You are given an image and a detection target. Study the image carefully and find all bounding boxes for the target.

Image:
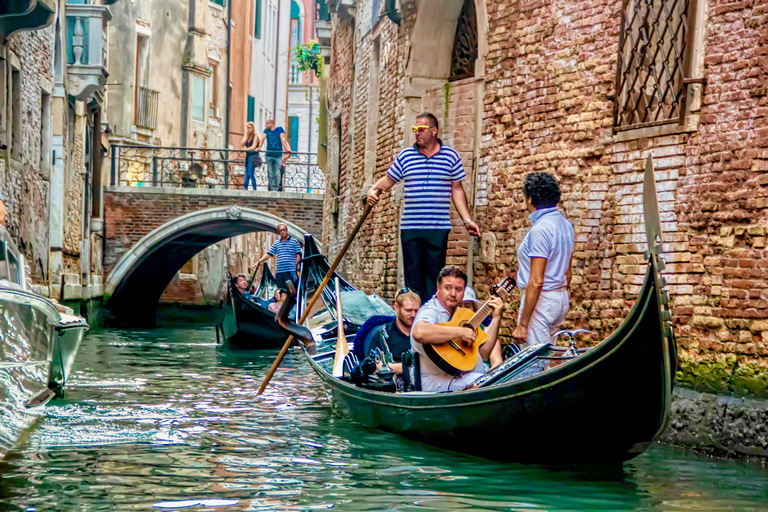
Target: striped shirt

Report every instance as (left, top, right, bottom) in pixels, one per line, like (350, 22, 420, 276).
(268, 237, 302, 273)
(386, 142, 466, 230)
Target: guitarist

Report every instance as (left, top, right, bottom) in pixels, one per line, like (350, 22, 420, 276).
(411, 266, 504, 392)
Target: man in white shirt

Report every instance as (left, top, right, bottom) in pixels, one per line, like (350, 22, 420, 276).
(512, 172, 575, 348)
(411, 266, 503, 392)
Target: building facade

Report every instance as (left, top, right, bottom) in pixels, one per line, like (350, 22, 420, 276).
(286, 0, 320, 155)
(318, 0, 768, 372)
(0, 0, 114, 309)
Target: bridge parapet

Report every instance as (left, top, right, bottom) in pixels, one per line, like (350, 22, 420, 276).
(110, 145, 326, 194)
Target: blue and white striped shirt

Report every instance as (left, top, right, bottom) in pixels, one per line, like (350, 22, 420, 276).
(386, 142, 466, 230)
(268, 237, 302, 273)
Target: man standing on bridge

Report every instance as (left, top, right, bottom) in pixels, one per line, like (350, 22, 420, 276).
(252, 223, 302, 290)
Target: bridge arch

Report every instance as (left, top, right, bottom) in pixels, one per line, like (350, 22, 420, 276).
(105, 205, 313, 324)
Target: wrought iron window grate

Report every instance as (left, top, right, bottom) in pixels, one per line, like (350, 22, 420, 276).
(614, 0, 691, 130)
(449, 0, 478, 82)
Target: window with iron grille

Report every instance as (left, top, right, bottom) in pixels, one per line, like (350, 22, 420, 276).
(449, 0, 478, 82)
(614, 0, 692, 130)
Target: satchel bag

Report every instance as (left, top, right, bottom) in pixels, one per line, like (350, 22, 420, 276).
(250, 152, 263, 167)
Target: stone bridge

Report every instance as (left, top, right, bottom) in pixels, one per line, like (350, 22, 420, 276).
(103, 186, 324, 323)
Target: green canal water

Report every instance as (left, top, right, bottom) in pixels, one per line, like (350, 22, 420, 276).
(1, 327, 767, 511)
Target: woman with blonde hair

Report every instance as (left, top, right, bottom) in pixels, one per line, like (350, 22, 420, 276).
(241, 122, 260, 190)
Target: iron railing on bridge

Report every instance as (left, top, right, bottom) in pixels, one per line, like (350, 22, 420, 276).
(110, 145, 326, 194)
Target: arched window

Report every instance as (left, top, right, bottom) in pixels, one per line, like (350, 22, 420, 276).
(449, 0, 478, 81)
(290, 0, 301, 49)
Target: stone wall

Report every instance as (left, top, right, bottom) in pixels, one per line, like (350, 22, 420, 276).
(0, 30, 53, 283)
(322, 0, 768, 370)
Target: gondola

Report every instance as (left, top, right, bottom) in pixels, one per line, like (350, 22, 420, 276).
(0, 226, 88, 458)
(278, 156, 677, 464)
(218, 263, 287, 348)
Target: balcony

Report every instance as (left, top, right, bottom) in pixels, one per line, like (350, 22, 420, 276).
(66, 3, 112, 101)
(135, 86, 159, 130)
(0, 0, 56, 40)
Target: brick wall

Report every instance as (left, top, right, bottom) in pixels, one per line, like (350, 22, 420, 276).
(323, 0, 768, 366)
(103, 188, 324, 276)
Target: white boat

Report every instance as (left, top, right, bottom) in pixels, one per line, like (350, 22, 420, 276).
(0, 226, 88, 457)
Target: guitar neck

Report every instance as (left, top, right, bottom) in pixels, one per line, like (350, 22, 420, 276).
(468, 302, 493, 329)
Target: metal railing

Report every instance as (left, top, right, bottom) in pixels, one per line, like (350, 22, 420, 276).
(110, 144, 326, 194)
(135, 86, 159, 130)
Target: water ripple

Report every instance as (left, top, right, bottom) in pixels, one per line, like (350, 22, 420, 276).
(0, 327, 767, 511)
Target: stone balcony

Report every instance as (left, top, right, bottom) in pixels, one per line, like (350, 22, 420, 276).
(66, 3, 112, 101)
(0, 0, 56, 40)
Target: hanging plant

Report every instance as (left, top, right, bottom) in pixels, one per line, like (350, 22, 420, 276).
(294, 41, 323, 78)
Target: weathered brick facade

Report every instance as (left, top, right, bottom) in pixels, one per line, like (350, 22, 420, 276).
(103, 188, 324, 277)
(321, 0, 768, 369)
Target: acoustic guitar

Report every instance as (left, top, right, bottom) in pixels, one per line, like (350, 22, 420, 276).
(423, 277, 516, 377)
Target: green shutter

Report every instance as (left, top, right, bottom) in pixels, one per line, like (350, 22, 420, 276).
(247, 96, 255, 122)
(211, 0, 224, 6)
(290, 116, 300, 151)
(254, 0, 262, 39)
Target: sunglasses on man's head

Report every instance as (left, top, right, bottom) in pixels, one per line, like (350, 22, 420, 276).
(395, 287, 413, 299)
(412, 125, 434, 133)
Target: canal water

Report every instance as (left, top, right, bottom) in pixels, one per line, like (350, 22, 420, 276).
(1, 328, 767, 511)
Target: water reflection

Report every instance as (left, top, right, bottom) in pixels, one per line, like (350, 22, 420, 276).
(0, 327, 766, 511)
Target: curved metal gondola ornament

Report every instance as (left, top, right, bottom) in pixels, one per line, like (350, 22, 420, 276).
(643, 154, 677, 440)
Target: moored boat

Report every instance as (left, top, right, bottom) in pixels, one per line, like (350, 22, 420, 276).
(279, 156, 677, 464)
(218, 263, 287, 348)
(0, 226, 88, 458)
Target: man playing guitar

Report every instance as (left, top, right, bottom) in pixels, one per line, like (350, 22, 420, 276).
(411, 266, 504, 392)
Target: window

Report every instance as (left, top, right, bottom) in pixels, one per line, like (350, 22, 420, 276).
(449, 0, 478, 81)
(10, 66, 21, 160)
(254, 0, 262, 39)
(247, 96, 255, 122)
(209, 61, 218, 118)
(614, 0, 690, 130)
(134, 33, 151, 126)
(41, 91, 51, 174)
(191, 75, 206, 122)
(290, 1, 301, 48)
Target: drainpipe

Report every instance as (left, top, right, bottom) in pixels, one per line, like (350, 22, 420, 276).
(273, 0, 282, 118)
(225, 0, 232, 149)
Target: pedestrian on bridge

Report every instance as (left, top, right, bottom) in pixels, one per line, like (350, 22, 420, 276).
(242, 122, 261, 190)
(252, 223, 302, 290)
(258, 119, 292, 192)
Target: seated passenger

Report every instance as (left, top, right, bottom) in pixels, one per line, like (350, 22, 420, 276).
(362, 288, 421, 375)
(235, 274, 253, 300)
(411, 266, 504, 392)
(268, 289, 288, 313)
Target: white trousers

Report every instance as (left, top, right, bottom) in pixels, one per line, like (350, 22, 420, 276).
(518, 289, 570, 348)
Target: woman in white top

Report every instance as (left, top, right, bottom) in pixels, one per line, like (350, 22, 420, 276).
(512, 172, 575, 348)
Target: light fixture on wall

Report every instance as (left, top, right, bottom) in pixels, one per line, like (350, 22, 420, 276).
(382, 0, 401, 25)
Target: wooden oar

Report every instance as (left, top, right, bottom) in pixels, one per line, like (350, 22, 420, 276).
(257, 203, 374, 395)
(332, 277, 349, 378)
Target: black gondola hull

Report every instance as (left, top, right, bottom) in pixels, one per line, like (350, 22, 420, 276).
(291, 234, 674, 464)
(219, 264, 286, 349)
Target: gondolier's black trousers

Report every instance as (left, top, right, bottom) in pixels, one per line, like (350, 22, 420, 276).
(275, 271, 296, 291)
(401, 229, 450, 303)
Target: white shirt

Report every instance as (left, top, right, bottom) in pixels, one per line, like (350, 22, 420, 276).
(516, 207, 575, 291)
(411, 296, 486, 391)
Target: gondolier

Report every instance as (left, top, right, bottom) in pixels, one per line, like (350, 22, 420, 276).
(252, 223, 302, 290)
(367, 112, 480, 303)
(512, 172, 575, 348)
